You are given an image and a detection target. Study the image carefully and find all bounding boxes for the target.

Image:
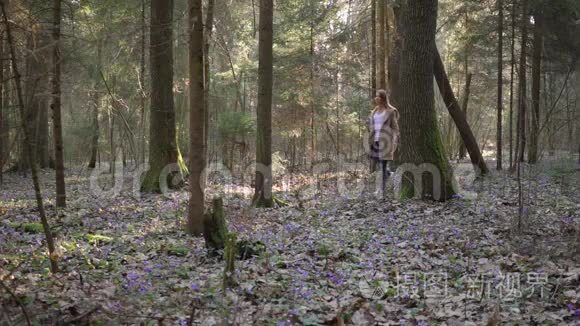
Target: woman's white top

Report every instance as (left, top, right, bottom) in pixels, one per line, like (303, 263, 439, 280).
(373, 110, 387, 142)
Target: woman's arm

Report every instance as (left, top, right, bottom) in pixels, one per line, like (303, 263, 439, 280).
(391, 108, 400, 144)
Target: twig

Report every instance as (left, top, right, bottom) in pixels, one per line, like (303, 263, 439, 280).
(0, 278, 31, 326)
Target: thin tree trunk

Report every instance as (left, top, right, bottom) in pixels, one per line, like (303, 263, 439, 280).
(1, 2, 58, 273)
(51, 0, 66, 207)
(88, 41, 102, 169)
(496, 0, 504, 170)
(310, 4, 316, 169)
(528, 8, 543, 163)
(253, 0, 274, 208)
(458, 73, 472, 159)
(509, 0, 516, 169)
(187, 0, 205, 236)
(434, 51, 489, 175)
(204, 0, 215, 166)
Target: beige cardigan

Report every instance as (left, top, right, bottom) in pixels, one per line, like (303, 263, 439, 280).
(367, 106, 400, 161)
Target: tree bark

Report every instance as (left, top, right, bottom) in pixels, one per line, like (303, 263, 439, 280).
(88, 41, 102, 169)
(457, 73, 472, 160)
(204, 0, 215, 166)
(142, 0, 187, 192)
(371, 0, 376, 96)
(398, 0, 456, 201)
(187, 0, 205, 236)
(509, 0, 517, 169)
(252, 0, 274, 208)
(140, 0, 146, 166)
(496, 0, 504, 170)
(434, 50, 489, 175)
(51, 0, 66, 207)
(0, 29, 3, 184)
(377, 0, 386, 90)
(515, 0, 528, 163)
(528, 8, 543, 163)
(1, 2, 58, 273)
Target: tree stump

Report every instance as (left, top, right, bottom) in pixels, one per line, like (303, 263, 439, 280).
(203, 198, 228, 256)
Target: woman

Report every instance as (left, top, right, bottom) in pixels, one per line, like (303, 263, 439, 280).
(368, 89, 400, 194)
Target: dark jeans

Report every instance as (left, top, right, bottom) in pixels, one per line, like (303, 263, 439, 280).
(371, 141, 392, 193)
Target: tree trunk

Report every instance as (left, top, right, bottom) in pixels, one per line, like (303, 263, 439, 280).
(253, 0, 274, 208)
(528, 9, 543, 163)
(140, 0, 146, 166)
(88, 41, 102, 169)
(377, 0, 386, 90)
(371, 0, 376, 96)
(0, 29, 3, 184)
(398, 0, 456, 201)
(187, 0, 205, 236)
(310, 3, 316, 169)
(434, 50, 489, 175)
(458, 73, 472, 159)
(496, 0, 504, 170)
(515, 0, 528, 163)
(142, 0, 187, 192)
(509, 0, 517, 169)
(51, 0, 66, 207)
(204, 0, 215, 166)
(1, 2, 59, 273)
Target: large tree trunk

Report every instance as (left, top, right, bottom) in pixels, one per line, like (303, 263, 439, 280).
(140, 0, 146, 166)
(398, 0, 456, 201)
(187, 0, 205, 236)
(377, 0, 386, 90)
(496, 0, 504, 170)
(252, 0, 274, 208)
(528, 9, 543, 163)
(142, 0, 187, 192)
(0, 29, 4, 184)
(1, 2, 59, 273)
(51, 0, 66, 207)
(515, 0, 528, 163)
(434, 50, 489, 175)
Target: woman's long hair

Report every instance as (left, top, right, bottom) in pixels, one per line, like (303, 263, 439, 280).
(372, 89, 390, 114)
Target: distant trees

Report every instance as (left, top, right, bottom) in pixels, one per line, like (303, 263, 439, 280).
(1, 0, 59, 273)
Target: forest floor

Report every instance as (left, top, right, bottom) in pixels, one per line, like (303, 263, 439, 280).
(0, 158, 579, 325)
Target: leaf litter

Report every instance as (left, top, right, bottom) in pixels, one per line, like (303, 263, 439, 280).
(0, 160, 578, 325)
